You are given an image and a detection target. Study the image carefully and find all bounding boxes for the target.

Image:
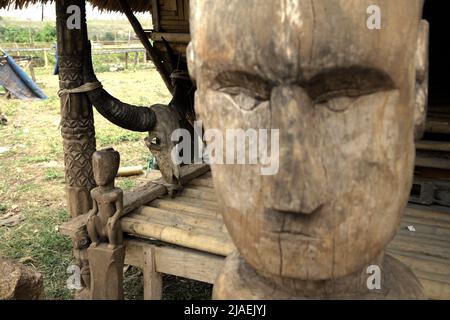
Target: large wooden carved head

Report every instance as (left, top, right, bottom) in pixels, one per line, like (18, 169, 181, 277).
(188, 0, 427, 280)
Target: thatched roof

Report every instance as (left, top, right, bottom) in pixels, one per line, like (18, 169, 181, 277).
(0, 0, 153, 12)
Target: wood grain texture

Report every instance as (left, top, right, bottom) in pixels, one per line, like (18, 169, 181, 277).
(213, 252, 425, 300)
(121, 182, 449, 299)
(189, 0, 427, 298)
(56, 0, 96, 218)
(143, 247, 163, 300)
(88, 244, 125, 300)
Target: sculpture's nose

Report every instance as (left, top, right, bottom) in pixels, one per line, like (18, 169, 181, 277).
(263, 85, 328, 214)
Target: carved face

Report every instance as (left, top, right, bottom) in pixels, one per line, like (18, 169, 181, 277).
(92, 149, 120, 187)
(189, 0, 426, 280)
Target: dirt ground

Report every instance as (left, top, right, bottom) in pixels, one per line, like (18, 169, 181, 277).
(0, 65, 211, 299)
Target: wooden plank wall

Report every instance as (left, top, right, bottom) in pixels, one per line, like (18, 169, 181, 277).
(149, 0, 191, 73)
(156, 0, 190, 33)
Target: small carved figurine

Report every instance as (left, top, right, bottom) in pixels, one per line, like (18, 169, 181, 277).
(87, 148, 124, 249)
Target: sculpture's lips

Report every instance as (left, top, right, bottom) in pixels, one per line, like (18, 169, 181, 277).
(268, 204, 325, 216)
(264, 205, 326, 239)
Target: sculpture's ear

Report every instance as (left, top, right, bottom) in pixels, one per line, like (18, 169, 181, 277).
(414, 19, 430, 140)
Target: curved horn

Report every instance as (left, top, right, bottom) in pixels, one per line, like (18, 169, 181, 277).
(83, 42, 157, 132)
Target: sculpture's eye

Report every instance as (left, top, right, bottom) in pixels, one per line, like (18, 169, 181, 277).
(215, 71, 271, 111)
(305, 66, 396, 107)
(145, 135, 162, 151)
(151, 137, 161, 146)
(321, 96, 355, 112)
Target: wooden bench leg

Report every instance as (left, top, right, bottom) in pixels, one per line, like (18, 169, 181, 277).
(143, 247, 163, 300)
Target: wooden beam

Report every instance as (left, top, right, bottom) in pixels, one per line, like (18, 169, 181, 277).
(124, 240, 226, 285)
(426, 117, 450, 135)
(118, 0, 173, 93)
(416, 154, 450, 170)
(151, 0, 161, 32)
(416, 141, 450, 152)
(150, 32, 191, 43)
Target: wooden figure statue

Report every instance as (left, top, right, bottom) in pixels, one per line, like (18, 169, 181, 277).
(188, 0, 428, 299)
(86, 148, 125, 300)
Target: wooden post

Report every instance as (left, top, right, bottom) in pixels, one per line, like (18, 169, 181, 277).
(56, 0, 96, 296)
(151, 0, 161, 32)
(29, 63, 36, 82)
(44, 49, 49, 68)
(88, 244, 125, 300)
(125, 52, 129, 69)
(56, 0, 96, 219)
(24, 59, 36, 82)
(143, 247, 163, 300)
(134, 52, 138, 69)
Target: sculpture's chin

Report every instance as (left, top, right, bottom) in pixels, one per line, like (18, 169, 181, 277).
(247, 230, 387, 281)
(224, 204, 400, 282)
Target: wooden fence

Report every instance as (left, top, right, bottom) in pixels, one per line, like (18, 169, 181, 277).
(3, 47, 147, 68)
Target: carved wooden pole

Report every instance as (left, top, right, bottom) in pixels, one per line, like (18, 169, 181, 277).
(57, 0, 96, 218)
(56, 0, 96, 295)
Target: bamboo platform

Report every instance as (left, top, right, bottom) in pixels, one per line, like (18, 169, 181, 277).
(122, 171, 450, 300)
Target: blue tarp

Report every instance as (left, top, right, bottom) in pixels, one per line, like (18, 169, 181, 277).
(0, 50, 47, 100)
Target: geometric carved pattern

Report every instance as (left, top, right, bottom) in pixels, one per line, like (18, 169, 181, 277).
(59, 51, 97, 193)
(63, 129, 96, 189)
(57, 1, 96, 211)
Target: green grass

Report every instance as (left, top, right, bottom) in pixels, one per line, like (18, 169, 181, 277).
(97, 130, 142, 147)
(44, 168, 64, 181)
(22, 156, 53, 164)
(0, 207, 73, 299)
(116, 178, 137, 191)
(16, 183, 36, 193)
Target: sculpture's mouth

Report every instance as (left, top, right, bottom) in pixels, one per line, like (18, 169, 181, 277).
(268, 203, 325, 217)
(264, 204, 326, 239)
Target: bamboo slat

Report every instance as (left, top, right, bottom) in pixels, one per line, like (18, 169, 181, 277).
(150, 199, 218, 218)
(121, 217, 235, 257)
(180, 187, 217, 202)
(136, 206, 224, 231)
